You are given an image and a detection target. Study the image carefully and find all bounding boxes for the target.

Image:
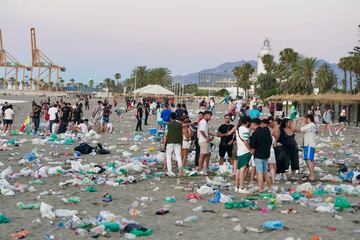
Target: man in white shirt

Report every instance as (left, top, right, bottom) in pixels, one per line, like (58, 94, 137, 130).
(48, 104, 59, 133)
(197, 110, 213, 175)
(301, 114, 317, 181)
(3, 105, 14, 133)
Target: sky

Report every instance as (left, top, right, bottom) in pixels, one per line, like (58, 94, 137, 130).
(1, 0, 359, 84)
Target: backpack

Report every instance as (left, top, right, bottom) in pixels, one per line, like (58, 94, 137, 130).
(74, 143, 94, 154)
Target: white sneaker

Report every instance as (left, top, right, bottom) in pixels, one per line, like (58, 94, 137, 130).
(234, 187, 239, 193)
(166, 171, 176, 177)
(199, 170, 208, 176)
(237, 188, 250, 194)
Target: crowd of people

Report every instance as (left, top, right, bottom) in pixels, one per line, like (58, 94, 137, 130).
(157, 96, 350, 194)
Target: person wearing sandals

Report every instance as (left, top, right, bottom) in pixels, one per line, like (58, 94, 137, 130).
(301, 114, 317, 181)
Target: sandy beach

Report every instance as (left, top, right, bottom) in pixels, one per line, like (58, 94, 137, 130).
(0, 96, 360, 240)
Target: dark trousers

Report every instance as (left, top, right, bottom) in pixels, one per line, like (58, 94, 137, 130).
(49, 120, 55, 133)
(85, 104, 89, 110)
(135, 118, 142, 131)
(33, 117, 40, 133)
(194, 140, 200, 167)
(59, 121, 68, 134)
(144, 115, 149, 125)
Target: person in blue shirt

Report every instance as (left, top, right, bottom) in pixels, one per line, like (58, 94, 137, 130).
(249, 105, 261, 119)
(161, 104, 172, 129)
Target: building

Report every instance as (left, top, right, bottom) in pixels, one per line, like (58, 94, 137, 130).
(256, 38, 271, 76)
(198, 72, 236, 91)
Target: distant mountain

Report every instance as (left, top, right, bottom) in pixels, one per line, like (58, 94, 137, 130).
(173, 59, 344, 86)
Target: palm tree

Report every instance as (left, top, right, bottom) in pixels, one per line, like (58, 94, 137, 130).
(261, 54, 275, 74)
(9, 77, 15, 90)
(78, 82, 84, 92)
(287, 57, 317, 94)
(147, 67, 172, 87)
(278, 48, 299, 92)
(131, 66, 149, 89)
(114, 73, 121, 93)
(232, 63, 255, 100)
(69, 78, 75, 91)
(315, 63, 337, 93)
(338, 57, 348, 91)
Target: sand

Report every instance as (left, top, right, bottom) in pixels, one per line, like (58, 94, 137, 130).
(0, 95, 360, 240)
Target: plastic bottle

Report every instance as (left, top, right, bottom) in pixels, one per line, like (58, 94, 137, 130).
(163, 196, 176, 203)
(183, 215, 198, 223)
(155, 208, 170, 215)
(192, 206, 203, 212)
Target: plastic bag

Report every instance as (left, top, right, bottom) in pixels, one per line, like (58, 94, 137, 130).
(40, 202, 55, 219)
(334, 196, 351, 210)
(263, 220, 284, 230)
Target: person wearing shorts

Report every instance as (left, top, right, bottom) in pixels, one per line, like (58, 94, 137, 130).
(228, 116, 251, 193)
(250, 118, 272, 193)
(301, 114, 317, 181)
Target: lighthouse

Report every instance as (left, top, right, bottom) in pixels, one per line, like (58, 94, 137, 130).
(256, 38, 271, 76)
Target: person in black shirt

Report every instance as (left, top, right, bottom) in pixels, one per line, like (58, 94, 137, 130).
(59, 103, 71, 134)
(181, 104, 188, 117)
(1, 102, 8, 118)
(216, 114, 234, 166)
(175, 103, 185, 121)
(31, 104, 42, 133)
(190, 112, 204, 167)
(144, 102, 150, 125)
(250, 118, 272, 193)
(135, 103, 143, 131)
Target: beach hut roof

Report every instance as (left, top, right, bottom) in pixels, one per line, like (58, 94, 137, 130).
(132, 84, 175, 96)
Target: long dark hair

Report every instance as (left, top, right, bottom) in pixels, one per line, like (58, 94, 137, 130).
(280, 118, 290, 129)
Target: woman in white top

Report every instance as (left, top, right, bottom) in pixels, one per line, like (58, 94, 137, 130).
(181, 118, 192, 167)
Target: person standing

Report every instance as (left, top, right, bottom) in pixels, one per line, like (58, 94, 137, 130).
(216, 115, 234, 166)
(144, 102, 150, 125)
(322, 108, 333, 137)
(92, 101, 103, 131)
(336, 107, 347, 136)
(164, 112, 183, 176)
(31, 104, 42, 134)
(250, 118, 272, 193)
(279, 118, 299, 180)
(74, 103, 83, 125)
(175, 103, 185, 121)
(135, 103, 143, 131)
(1, 102, 9, 119)
(314, 106, 322, 126)
(161, 104, 172, 129)
(181, 118, 192, 168)
(197, 110, 213, 175)
(48, 104, 59, 133)
(276, 100, 283, 118)
(3, 104, 14, 133)
(268, 116, 280, 182)
(190, 112, 204, 168)
(290, 101, 300, 126)
(301, 114, 317, 181)
(249, 105, 261, 119)
(228, 116, 251, 193)
(269, 101, 275, 117)
(58, 103, 71, 134)
(84, 96, 90, 110)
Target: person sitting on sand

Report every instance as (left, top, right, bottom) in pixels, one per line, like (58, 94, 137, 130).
(77, 119, 89, 134)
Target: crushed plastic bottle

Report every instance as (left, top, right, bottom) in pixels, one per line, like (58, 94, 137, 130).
(263, 220, 284, 230)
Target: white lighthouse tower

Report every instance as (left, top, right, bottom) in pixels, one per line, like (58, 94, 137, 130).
(256, 38, 271, 76)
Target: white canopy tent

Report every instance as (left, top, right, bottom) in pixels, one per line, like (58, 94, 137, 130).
(132, 84, 175, 96)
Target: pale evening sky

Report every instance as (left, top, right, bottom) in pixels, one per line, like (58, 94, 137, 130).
(1, 0, 359, 84)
